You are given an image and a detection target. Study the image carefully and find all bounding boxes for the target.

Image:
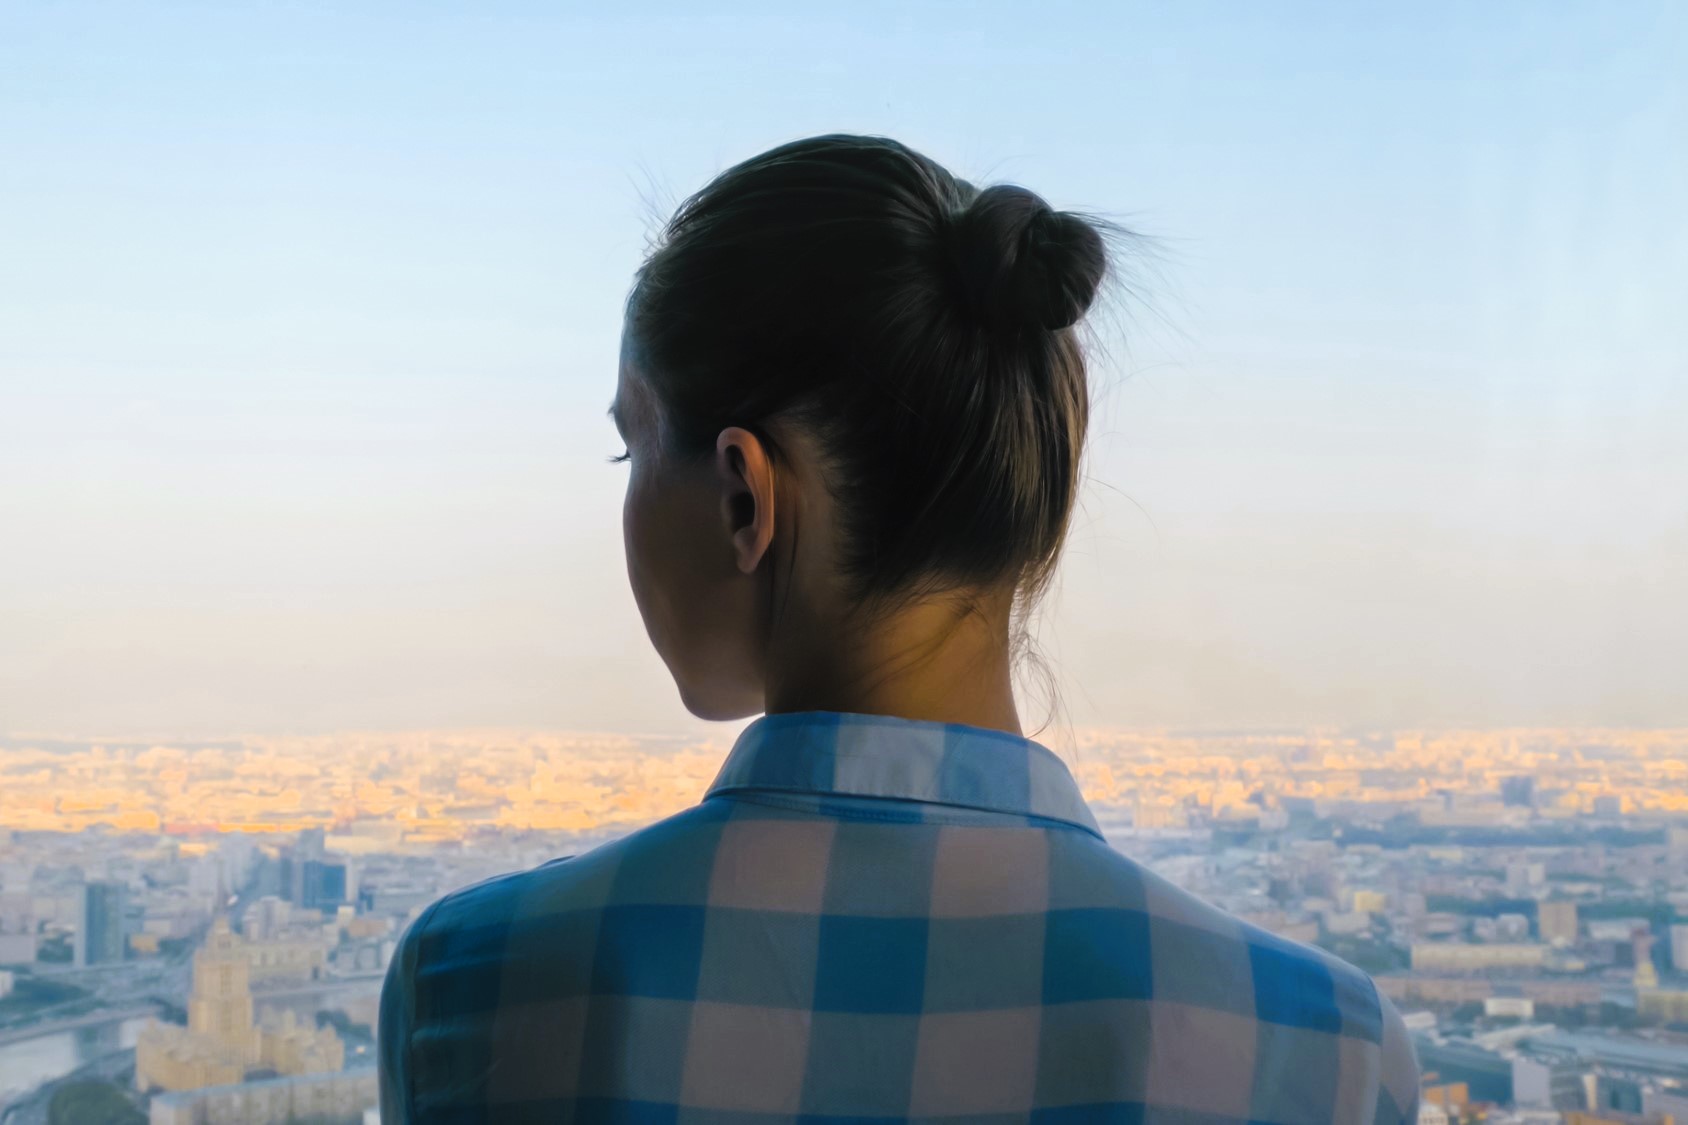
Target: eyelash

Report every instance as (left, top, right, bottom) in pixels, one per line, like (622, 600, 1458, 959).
(607, 449, 631, 464)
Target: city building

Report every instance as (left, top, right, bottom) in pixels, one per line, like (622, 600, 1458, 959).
(1563, 1113, 1667, 1125)
(1513, 1053, 1585, 1110)
(147, 1065, 376, 1125)
(1411, 942, 1549, 972)
(1501, 776, 1537, 808)
(1350, 889, 1389, 914)
(1487, 996, 1537, 1020)
(1477, 914, 1533, 942)
(1507, 863, 1548, 898)
(78, 879, 128, 966)
(1523, 1030, 1688, 1093)
(1634, 931, 1660, 990)
(243, 935, 328, 985)
(0, 931, 33, 965)
(298, 859, 347, 911)
(0, 968, 13, 999)
(1589, 919, 1654, 943)
(1644, 1088, 1688, 1125)
(136, 918, 343, 1094)
(1540, 900, 1580, 946)
(1375, 975, 1495, 1005)
(1637, 988, 1688, 1024)
(1416, 1038, 1514, 1103)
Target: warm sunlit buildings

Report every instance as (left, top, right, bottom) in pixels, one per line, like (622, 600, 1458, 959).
(135, 918, 343, 1094)
(2, 725, 1685, 1121)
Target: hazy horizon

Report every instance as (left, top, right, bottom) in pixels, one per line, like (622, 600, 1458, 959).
(2, 2, 1685, 739)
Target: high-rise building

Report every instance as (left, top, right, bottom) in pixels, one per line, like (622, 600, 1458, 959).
(279, 827, 343, 910)
(1505, 862, 1546, 898)
(1500, 776, 1536, 808)
(1539, 900, 1579, 945)
(1632, 929, 1659, 990)
(137, 917, 342, 1093)
(300, 860, 347, 912)
(189, 921, 256, 1047)
(79, 880, 127, 966)
(1669, 922, 1688, 973)
(297, 827, 326, 858)
(1512, 1054, 1583, 1110)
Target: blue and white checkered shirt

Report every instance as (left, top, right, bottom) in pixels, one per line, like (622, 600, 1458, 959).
(378, 710, 1420, 1123)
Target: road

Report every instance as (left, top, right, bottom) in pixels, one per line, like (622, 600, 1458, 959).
(0, 1005, 162, 1050)
(251, 973, 385, 1002)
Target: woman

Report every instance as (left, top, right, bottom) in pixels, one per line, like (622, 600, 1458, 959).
(378, 133, 1420, 1124)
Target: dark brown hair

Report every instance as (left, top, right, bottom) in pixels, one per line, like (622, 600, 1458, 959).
(625, 133, 1124, 642)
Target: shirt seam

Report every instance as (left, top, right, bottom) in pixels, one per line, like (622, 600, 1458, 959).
(711, 788, 1106, 838)
(401, 893, 449, 1120)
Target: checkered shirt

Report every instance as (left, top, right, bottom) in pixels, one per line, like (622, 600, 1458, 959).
(378, 709, 1420, 1124)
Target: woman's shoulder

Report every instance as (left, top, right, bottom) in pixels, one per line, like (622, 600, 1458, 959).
(395, 799, 735, 955)
(1051, 840, 1420, 1113)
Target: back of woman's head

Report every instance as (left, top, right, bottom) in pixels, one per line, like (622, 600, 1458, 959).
(624, 132, 1113, 620)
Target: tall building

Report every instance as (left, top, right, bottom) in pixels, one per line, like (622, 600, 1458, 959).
(1500, 775, 1536, 808)
(137, 918, 342, 1094)
(1512, 1054, 1584, 1110)
(1669, 922, 1688, 973)
(1632, 929, 1659, 990)
(79, 880, 127, 966)
(299, 860, 347, 912)
(1505, 863, 1547, 898)
(1539, 900, 1580, 945)
(279, 827, 345, 911)
(188, 921, 256, 1046)
(296, 828, 326, 858)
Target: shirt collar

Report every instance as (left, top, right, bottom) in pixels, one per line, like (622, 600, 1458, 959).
(705, 709, 1102, 838)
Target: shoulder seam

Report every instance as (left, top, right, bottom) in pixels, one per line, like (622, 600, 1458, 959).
(400, 893, 449, 1119)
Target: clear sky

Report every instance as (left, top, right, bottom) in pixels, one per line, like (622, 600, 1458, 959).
(1, 1, 1684, 740)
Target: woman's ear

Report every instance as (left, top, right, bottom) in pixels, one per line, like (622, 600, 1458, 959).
(716, 426, 777, 575)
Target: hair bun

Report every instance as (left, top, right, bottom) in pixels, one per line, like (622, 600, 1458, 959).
(946, 183, 1106, 331)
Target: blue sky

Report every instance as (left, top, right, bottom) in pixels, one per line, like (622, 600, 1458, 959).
(1, 1, 1684, 739)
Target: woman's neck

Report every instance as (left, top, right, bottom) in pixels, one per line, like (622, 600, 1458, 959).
(762, 588, 1023, 737)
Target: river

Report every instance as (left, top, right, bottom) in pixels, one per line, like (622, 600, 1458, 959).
(0, 1017, 149, 1108)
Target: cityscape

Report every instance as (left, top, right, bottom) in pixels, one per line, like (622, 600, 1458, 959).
(0, 725, 1685, 1125)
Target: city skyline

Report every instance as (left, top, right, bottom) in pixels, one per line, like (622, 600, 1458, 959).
(3, 724, 1684, 841)
(4, 721, 1686, 1119)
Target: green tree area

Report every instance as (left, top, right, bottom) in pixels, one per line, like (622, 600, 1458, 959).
(1317, 936, 1408, 974)
(315, 1009, 372, 1039)
(47, 1079, 145, 1125)
(0, 975, 90, 1019)
(38, 934, 74, 963)
(157, 935, 196, 959)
